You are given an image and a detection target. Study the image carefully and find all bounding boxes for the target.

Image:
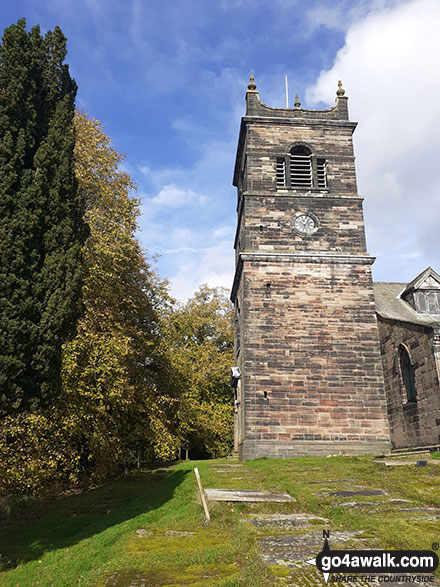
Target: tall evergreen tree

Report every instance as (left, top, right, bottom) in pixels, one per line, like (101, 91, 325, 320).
(0, 20, 85, 414)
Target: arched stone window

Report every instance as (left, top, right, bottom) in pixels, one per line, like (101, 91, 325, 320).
(398, 344, 416, 403)
(276, 144, 327, 189)
(290, 145, 313, 188)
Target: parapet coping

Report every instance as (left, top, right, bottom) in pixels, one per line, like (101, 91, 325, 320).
(239, 252, 374, 262)
(230, 252, 375, 302)
(242, 115, 357, 127)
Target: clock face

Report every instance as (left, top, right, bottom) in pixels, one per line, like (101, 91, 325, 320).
(294, 213, 316, 234)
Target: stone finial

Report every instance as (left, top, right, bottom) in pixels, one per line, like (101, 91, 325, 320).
(294, 93, 301, 108)
(248, 74, 257, 91)
(337, 80, 345, 97)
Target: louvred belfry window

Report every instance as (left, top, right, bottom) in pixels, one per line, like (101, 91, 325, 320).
(290, 146, 312, 188)
(276, 158, 286, 186)
(317, 158, 327, 188)
(276, 146, 328, 190)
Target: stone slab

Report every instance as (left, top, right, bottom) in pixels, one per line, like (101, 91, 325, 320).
(212, 469, 258, 475)
(332, 500, 381, 508)
(376, 459, 440, 466)
(135, 529, 153, 537)
(389, 498, 412, 504)
(211, 476, 254, 480)
(211, 464, 244, 468)
(103, 564, 238, 586)
(386, 450, 432, 458)
(241, 513, 328, 528)
(259, 530, 363, 565)
(325, 488, 388, 497)
(400, 507, 440, 512)
(307, 478, 355, 485)
(204, 488, 295, 503)
(333, 498, 410, 508)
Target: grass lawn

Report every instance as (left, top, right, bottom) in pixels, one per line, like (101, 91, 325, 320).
(1, 455, 440, 586)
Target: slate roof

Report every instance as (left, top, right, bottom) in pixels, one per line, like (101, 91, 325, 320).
(373, 281, 440, 327)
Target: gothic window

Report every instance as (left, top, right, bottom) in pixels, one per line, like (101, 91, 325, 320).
(276, 145, 327, 190)
(398, 344, 416, 403)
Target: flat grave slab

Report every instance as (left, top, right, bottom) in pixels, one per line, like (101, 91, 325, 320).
(307, 478, 355, 485)
(241, 513, 328, 529)
(375, 459, 440, 466)
(332, 500, 381, 508)
(211, 464, 244, 468)
(400, 506, 440, 512)
(211, 469, 258, 474)
(389, 498, 412, 504)
(103, 564, 238, 586)
(332, 498, 410, 508)
(204, 488, 295, 503)
(321, 488, 388, 497)
(259, 530, 364, 565)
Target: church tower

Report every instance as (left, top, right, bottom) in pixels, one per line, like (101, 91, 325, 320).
(231, 76, 391, 460)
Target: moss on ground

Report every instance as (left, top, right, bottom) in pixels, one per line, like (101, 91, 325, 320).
(98, 563, 239, 586)
(1, 456, 439, 586)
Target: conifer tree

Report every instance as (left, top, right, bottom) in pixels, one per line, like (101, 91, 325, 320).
(0, 20, 84, 414)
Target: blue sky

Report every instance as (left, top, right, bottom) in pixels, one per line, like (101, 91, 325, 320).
(2, 0, 439, 300)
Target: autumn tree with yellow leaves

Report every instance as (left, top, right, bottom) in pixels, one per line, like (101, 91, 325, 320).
(160, 285, 234, 459)
(0, 113, 178, 494)
(0, 111, 234, 497)
(61, 113, 180, 477)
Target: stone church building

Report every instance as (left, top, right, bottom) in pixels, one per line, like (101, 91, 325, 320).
(230, 76, 440, 460)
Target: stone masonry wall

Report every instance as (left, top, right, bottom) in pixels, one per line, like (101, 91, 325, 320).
(237, 257, 390, 459)
(232, 90, 391, 459)
(244, 121, 358, 194)
(243, 195, 367, 255)
(377, 318, 440, 448)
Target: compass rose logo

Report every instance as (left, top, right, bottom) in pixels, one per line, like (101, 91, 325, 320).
(305, 533, 332, 584)
(305, 530, 438, 584)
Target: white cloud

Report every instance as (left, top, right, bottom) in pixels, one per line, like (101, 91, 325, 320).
(307, 0, 440, 282)
(303, 0, 404, 35)
(148, 184, 207, 208)
(135, 104, 239, 299)
(213, 225, 235, 239)
(168, 240, 234, 302)
(160, 246, 208, 254)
